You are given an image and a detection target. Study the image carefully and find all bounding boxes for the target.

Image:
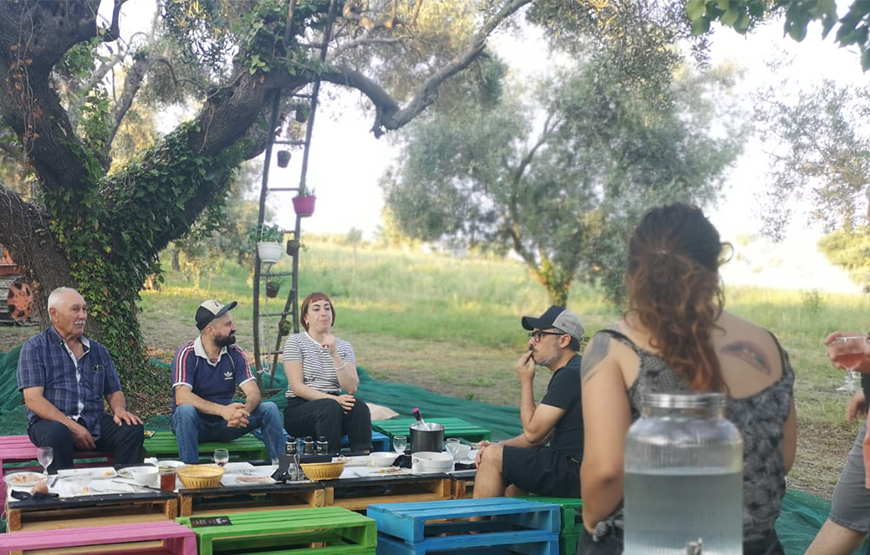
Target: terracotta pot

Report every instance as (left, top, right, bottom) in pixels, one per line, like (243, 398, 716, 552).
(292, 195, 316, 218)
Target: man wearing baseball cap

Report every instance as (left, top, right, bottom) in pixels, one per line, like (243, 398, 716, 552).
(474, 305, 585, 499)
(169, 300, 284, 463)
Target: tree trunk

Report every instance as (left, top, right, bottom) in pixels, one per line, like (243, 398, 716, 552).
(172, 249, 181, 272)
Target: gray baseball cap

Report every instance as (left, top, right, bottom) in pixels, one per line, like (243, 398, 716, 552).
(521, 305, 585, 341)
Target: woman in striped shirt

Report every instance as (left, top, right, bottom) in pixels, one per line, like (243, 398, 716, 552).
(282, 292, 372, 453)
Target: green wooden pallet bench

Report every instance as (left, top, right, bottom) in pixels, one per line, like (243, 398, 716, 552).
(372, 417, 491, 444)
(369, 497, 560, 555)
(176, 506, 377, 555)
(523, 496, 584, 555)
(144, 431, 268, 461)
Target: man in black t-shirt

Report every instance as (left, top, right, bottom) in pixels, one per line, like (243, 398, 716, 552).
(474, 306, 585, 498)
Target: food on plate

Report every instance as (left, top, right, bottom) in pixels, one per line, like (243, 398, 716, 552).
(373, 467, 406, 474)
(101, 469, 115, 476)
(7, 472, 41, 485)
(30, 479, 48, 494)
(236, 475, 273, 483)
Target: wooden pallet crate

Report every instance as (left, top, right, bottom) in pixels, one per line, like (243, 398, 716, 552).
(368, 497, 560, 555)
(176, 506, 376, 555)
(177, 481, 326, 517)
(0, 521, 196, 555)
(5, 490, 178, 532)
(521, 496, 583, 555)
(143, 431, 268, 461)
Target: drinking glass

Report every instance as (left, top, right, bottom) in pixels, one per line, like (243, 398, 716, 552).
(214, 448, 229, 467)
(393, 435, 407, 455)
(37, 446, 53, 477)
(833, 336, 866, 393)
(445, 438, 461, 460)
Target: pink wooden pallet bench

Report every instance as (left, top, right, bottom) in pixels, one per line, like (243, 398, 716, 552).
(0, 521, 197, 555)
(0, 435, 114, 514)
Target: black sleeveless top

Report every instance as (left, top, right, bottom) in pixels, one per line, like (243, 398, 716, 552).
(596, 329, 795, 542)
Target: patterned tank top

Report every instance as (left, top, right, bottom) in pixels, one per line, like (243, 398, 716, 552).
(597, 329, 795, 542)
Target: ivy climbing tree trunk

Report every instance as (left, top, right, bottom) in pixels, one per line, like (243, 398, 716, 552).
(0, 0, 531, 408)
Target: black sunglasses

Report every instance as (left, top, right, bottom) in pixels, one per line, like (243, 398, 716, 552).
(528, 330, 565, 342)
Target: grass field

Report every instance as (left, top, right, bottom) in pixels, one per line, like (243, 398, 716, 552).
(3, 236, 869, 498)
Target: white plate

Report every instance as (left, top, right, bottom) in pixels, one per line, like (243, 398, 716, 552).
(222, 462, 255, 474)
(4, 471, 45, 488)
(58, 467, 117, 480)
(117, 465, 157, 479)
(221, 465, 276, 486)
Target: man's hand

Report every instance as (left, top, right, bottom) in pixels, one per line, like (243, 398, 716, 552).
(113, 409, 143, 427)
(475, 440, 493, 467)
(222, 403, 250, 428)
(335, 394, 356, 413)
(847, 389, 867, 422)
(322, 333, 338, 355)
(69, 421, 96, 450)
(515, 351, 536, 382)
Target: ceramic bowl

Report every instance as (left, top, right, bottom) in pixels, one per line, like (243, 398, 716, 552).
(128, 465, 159, 487)
(411, 451, 453, 473)
(369, 452, 397, 468)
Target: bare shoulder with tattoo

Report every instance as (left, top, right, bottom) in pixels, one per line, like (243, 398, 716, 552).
(581, 333, 612, 384)
(720, 340, 772, 375)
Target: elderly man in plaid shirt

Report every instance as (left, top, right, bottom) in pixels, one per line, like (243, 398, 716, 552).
(16, 287, 144, 472)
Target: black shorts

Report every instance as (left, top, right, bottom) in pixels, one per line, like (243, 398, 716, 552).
(501, 446, 582, 498)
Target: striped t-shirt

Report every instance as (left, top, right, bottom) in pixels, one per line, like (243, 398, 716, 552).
(282, 332, 356, 398)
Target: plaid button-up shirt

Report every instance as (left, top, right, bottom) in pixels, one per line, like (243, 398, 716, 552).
(17, 326, 122, 439)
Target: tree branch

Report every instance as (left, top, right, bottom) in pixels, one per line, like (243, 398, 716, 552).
(322, 0, 532, 137)
(101, 0, 130, 42)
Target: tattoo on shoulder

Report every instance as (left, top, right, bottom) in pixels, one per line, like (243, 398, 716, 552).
(580, 334, 611, 384)
(720, 341, 772, 375)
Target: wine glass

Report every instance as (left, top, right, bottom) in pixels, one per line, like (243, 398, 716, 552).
(833, 336, 866, 393)
(445, 438, 461, 460)
(37, 446, 53, 477)
(393, 435, 407, 455)
(213, 448, 229, 467)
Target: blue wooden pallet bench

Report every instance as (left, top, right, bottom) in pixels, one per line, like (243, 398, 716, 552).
(341, 431, 390, 452)
(368, 497, 560, 555)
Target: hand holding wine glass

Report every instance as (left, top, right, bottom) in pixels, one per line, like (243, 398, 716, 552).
(825, 332, 868, 393)
(37, 446, 53, 477)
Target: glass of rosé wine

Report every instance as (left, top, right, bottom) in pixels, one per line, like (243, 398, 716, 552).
(833, 336, 866, 393)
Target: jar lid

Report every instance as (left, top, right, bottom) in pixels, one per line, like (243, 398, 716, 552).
(642, 392, 726, 409)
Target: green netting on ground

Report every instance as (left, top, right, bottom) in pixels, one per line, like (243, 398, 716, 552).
(0, 348, 866, 553)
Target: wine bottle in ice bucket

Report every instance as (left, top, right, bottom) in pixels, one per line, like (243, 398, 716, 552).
(624, 393, 743, 555)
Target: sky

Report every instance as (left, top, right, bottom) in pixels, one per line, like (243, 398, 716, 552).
(114, 2, 869, 293)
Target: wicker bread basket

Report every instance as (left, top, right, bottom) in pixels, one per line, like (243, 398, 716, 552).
(176, 464, 224, 488)
(300, 460, 346, 481)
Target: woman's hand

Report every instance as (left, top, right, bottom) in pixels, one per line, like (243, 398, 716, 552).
(335, 394, 356, 413)
(321, 333, 338, 355)
(847, 389, 867, 422)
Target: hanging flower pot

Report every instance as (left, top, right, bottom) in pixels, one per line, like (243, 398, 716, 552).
(276, 150, 291, 168)
(257, 242, 283, 264)
(286, 239, 300, 256)
(292, 195, 316, 218)
(266, 280, 282, 298)
(279, 320, 292, 336)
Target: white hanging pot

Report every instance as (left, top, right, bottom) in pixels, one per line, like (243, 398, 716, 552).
(257, 242, 282, 264)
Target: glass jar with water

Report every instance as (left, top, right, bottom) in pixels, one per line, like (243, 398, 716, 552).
(624, 393, 743, 555)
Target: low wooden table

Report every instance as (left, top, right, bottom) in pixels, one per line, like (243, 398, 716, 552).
(373, 417, 492, 443)
(176, 480, 326, 517)
(5, 489, 178, 532)
(0, 435, 113, 515)
(322, 473, 453, 511)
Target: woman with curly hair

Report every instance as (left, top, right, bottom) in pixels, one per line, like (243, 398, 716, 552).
(577, 203, 797, 555)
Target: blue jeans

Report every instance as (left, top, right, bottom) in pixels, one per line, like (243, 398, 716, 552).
(170, 402, 284, 464)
